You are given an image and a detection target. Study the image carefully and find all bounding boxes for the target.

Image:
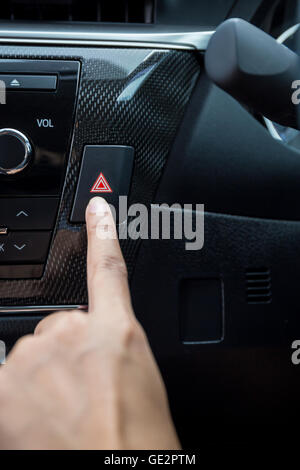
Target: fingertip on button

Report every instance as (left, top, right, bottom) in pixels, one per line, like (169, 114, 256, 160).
(87, 196, 108, 215)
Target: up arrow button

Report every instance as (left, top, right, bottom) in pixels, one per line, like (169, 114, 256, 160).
(0, 198, 59, 230)
(16, 211, 29, 217)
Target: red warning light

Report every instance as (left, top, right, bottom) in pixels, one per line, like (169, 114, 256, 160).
(90, 172, 113, 193)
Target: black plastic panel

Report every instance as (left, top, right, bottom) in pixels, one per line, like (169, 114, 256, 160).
(0, 315, 43, 352)
(179, 278, 224, 343)
(131, 208, 300, 445)
(0, 264, 43, 279)
(156, 0, 235, 26)
(157, 72, 300, 221)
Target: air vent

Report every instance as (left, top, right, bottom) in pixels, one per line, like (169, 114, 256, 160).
(0, 0, 155, 24)
(246, 267, 272, 304)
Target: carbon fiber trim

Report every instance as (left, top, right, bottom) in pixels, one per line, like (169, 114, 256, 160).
(0, 45, 200, 307)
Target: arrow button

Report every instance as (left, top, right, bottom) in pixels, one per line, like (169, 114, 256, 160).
(0, 198, 59, 230)
(13, 244, 26, 251)
(16, 211, 29, 217)
(10, 79, 20, 87)
(0, 232, 51, 263)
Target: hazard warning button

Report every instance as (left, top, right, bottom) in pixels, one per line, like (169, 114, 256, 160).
(90, 172, 113, 194)
(70, 145, 134, 223)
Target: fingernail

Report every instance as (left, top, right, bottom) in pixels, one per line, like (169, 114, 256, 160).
(88, 197, 107, 215)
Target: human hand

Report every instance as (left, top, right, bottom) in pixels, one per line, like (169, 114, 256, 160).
(0, 197, 180, 450)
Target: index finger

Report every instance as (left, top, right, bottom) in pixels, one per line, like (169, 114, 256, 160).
(85, 197, 133, 319)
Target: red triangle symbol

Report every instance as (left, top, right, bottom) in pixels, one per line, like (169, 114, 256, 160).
(90, 172, 113, 193)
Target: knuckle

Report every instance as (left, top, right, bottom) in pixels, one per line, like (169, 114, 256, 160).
(12, 334, 35, 355)
(119, 318, 145, 350)
(132, 321, 148, 348)
(9, 334, 38, 364)
(67, 311, 87, 329)
(53, 313, 87, 341)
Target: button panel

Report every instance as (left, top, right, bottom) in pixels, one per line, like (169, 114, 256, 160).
(0, 60, 79, 279)
(0, 74, 57, 91)
(0, 198, 59, 230)
(0, 232, 52, 263)
(0, 60, 80, 197)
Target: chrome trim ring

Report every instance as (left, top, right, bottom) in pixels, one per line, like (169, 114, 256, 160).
(0, 128, 32, 175)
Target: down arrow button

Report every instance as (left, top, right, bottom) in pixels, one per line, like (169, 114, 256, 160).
(14, 244, 26, 251)
(0, 232, 52, 263)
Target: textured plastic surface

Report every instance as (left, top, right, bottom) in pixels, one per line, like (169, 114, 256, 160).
(131, 208, 300, 445)
(0, 46, 199, 307)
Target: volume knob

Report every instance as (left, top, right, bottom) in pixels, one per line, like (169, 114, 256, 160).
(0, 128, 32, 175)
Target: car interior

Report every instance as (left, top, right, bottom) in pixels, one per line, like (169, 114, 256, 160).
(0, 0, 299, 447)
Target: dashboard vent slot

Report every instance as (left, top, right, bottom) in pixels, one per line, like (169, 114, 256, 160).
(246, 267, 272, 304)
(0, 0, 155, 24)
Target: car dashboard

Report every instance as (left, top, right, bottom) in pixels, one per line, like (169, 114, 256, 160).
(0, 0, 300, 447)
